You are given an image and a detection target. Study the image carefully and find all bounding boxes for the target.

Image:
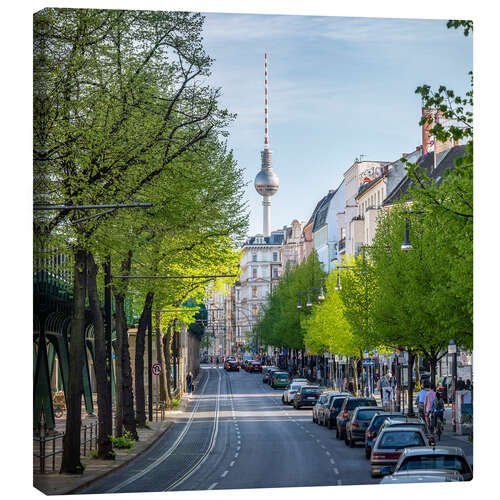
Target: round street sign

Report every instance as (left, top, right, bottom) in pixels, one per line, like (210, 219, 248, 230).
(152, 362, 162, 376)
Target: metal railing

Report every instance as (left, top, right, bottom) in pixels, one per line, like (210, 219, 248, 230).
(33, 421, 98, 474)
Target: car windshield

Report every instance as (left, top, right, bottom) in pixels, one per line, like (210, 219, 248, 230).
(275, 373, 288, 379)
(398, 455, 469, 474)
(356, 409, 379, 421)
(378, 431, 425, 449)
(301, 388, 320, 395)
(372, 414, 402, 431)
(346, 399, 376, 410)
(290, 384, 301, 391)
(332, 398, 346, 409)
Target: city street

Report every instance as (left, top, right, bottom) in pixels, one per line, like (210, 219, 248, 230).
(80, 365, 471, 493)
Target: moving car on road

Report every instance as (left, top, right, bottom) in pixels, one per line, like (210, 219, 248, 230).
(282, 382, 307, 404)
(248, 361, 262, 373)
(393, 446, 472, 481)
(344, 406, 380, 447)
(224, 360, 240, 372)
(370, 426, 429, 478)
(270, 371, 289, 389)
(293, 385, 321, 409)
(336, 397, 377, 440)
(364, 412, 404, 459)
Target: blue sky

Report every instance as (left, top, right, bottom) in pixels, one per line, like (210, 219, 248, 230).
(200, 13, 473, 236)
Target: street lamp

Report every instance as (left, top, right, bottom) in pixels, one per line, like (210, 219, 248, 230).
(400, 210, 424, 252)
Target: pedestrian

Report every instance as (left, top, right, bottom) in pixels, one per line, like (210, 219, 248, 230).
(186, 371, 193, 393)
(465, 378, 472, 391)
(424, 384, 437, 428)
(462, 383, 472, 404)
(456, 377, 465, 391)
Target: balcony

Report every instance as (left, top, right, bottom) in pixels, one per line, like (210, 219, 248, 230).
(338, 238, 345, 252)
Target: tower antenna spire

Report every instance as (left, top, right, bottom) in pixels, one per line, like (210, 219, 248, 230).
(255, 53, 279, 238)
(264, 52, 269, 149)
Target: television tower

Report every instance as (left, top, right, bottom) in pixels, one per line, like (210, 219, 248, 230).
(254, 53, 279, 237)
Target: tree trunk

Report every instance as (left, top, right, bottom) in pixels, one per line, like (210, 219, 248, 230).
(415, 353, 421, 388)
(114, 294, 124, 437)
(60, 247, 86, 474)
(353, 358, 359, 396)
(163, 323, 173, 408)
(408, 351, 415, 416)
(135, 291, 153, 428)
(429, 351, 437, 388)
(156, 311, 167, 402)
(112, 251, 137, 440)
(87, 252, 114, 460)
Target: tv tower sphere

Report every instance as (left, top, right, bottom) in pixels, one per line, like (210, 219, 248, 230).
(255, 150, 279, 196)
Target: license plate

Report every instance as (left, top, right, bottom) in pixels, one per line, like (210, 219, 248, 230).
(307, 397, 314, 400)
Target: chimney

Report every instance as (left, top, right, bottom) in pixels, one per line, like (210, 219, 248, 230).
(421, 107, 434, 155)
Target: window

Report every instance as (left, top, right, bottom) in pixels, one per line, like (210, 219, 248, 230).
(273, 268, 278, 278)
(273, 252, 278, 262)
(252, 286, 258, 298)
(252, 267, 257, 279)
(252, 253, 257, 262)
(252, 304, 258, 317)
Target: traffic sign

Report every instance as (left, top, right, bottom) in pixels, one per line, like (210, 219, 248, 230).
(448, 344, 457, 354)
(362, 359, 374, 366)
(152, 362, 162, 376)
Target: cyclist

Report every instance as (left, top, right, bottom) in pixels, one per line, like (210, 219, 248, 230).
(415, 385, 427, 422)
(430, 391, 445, 436)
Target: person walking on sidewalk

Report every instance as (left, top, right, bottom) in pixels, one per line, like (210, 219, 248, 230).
(186, 372, 193, 393)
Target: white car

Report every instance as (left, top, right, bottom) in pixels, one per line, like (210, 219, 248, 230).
(282, 382, 307, 404)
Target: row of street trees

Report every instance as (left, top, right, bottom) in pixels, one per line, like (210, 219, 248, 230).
(254, 20, 472, 414)
(34, 9, 247, 473)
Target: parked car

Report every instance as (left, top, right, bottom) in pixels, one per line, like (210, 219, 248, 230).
(370, 426, 429, 478)
(293, 385, 321, 409)
(313, 393, 330, 423)
(262, 367, 280, 383)
(364, 412, 404, 459)
(291, 377, 308, 384)
(377, 416, 434, 445)
(248, 361, 262, 373)
(393, 446, 472, 481)
(282, 382, 307, 404)
(380, 469, 464, 484)
(336, 397, 377, 440)
(345, 406, 380, 447)
(224, 360, 240, 372)
(270, 371, 289, 389)
(323, 394, 350, 429)
(317, 392, 349, 427)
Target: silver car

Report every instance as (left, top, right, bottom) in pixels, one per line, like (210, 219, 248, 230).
(370, 426, 429, 477)
(393, 446, 473, 481)
(313, 393, 330, 423)
(380, 469, 463, 483)
(282, 382, 307, 405)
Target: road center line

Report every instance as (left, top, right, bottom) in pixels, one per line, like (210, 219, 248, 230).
(334, 468, 339, 475)
(208, 483, 218, 490)
(326, 451, 330, 456)
(221, 470, 228, 478)
(234, 452, 239, 458)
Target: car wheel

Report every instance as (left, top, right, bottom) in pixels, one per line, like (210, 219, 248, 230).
(349, 435, 355, 448)
(336, 426, 340, 439)
(365, 446, 371, 460)
(344, 433, 350, 446)
(328, 419, 333, 429)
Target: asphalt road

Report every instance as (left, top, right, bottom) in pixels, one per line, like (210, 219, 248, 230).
(81, 365, 472, 494)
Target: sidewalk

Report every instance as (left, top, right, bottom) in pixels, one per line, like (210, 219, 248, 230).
(33, 381, 200, 495)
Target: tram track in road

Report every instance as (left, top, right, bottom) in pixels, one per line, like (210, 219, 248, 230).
(165, 368, 224, 491)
